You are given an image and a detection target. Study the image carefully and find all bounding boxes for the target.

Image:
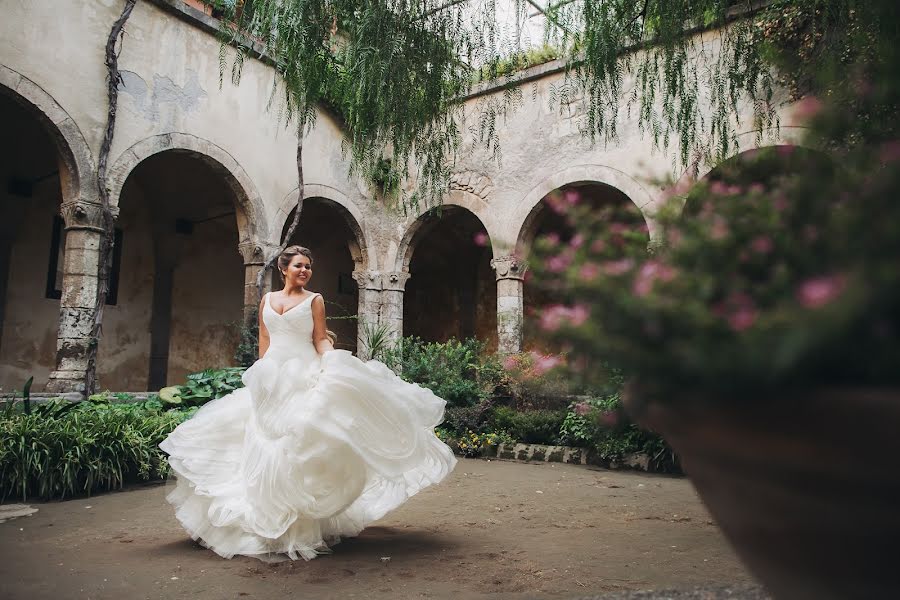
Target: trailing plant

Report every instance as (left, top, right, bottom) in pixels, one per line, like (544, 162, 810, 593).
(159, 367, 246, 407)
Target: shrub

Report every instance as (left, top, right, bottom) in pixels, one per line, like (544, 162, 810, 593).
(382, 337, 503, 407)
(0, 399, 191, 502)
(487, 406, 567, 445)
(559, 394, 679, 473)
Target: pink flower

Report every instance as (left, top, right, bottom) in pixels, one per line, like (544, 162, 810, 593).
(547, 254, 572, 273)
(632, 260, 677, 297)
(579, 262, 600, 281)
(602, 258, 635, 276)
(539, 304, 590, 330)
(748, 183, 765, 194)
(797, 275, 846, 309)
(728, 305, 758, 332)
(503, 355, 519, 371)
(530, 352, 562, 375)
(473, 231, 489, 247)
(711, 181, 742, 196)
(573, 402, 591, 416)
(710, 219, 729, 240)
(751, 236, 774, 254)
(539, 305, 568, 331)
(794, 96, 823, 121)
(568, 304, 590, 326)
(590, 239, 607, 253)
(545, 192, 568, 215)
(564, 189, 580, 206)
(569, 233, 585, 249)
(542, 232, 561, 247)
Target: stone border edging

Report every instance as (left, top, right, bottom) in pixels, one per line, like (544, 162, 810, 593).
(480, 442, 659, 473)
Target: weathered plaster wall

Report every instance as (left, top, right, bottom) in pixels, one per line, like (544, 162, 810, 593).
(0, 95, 64, 392)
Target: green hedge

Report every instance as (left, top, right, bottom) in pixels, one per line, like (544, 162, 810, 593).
(0, 399, 191, 502)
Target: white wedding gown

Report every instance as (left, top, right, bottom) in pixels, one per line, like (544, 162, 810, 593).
(159, 292, 457, 561)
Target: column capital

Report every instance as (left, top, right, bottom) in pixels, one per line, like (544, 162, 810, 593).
(382, 271, 411, 292)
(491, 255, 528, 281)
(352, 270, 383, 291)
(238, 240, 279, 265)
(60, 200, 118, 233)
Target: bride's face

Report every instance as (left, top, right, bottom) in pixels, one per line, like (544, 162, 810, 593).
(283, 255, 312, 287)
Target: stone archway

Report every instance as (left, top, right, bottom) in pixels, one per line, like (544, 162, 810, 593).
(103, 145, 261, 390)
(400, 205, 497, 349)
(0, 66, 95, 392)
(279, 192, 368, 355)
(108, 133, 268, 246)
(514, 177, 648, 352)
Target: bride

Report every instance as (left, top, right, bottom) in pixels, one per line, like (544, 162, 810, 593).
(160, 245, 457, 561)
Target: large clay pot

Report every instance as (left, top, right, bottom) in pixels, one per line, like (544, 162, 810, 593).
(626, 386, 900, 599)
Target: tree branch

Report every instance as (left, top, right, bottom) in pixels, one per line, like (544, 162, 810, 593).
(85, 0, 138, 396)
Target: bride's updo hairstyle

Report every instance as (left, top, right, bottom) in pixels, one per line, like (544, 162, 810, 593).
(277, 245, 313, 282)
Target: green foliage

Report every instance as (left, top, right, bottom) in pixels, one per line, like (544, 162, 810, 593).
(476, 45, 560, 82)
(211, 0, 530, 209)
(162, 368, 246, 407)
(234, 307, 259, 368)
(559, 394, 678, 472)
(0, 400, 190, 502)
(358, 319, 396, 362)
(487, 405, 567, 445)
(382, 337, 503, 407)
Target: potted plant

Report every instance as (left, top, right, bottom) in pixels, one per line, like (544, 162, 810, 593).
(531, 43, 900, 600)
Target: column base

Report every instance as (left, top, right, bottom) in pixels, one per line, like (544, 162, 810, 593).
(45, 370, 87, 395)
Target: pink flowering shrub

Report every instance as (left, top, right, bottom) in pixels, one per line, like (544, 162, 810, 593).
(531, 140, 900, 395)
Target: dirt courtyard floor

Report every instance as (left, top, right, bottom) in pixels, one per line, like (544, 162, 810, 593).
(0, 459, 760, 600)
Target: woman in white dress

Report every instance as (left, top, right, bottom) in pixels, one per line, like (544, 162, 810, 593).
(160, 245, 457, 561)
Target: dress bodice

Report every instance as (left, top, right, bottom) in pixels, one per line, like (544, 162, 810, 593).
(262, 292, 320, 364)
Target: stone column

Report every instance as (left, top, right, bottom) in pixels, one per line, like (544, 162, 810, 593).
(238, 241, 278, 320)
(46, 200, 109, 393)
(352, 270, 383, 360)
(491, 255, 528, 354)
(380, 271, 411, 344)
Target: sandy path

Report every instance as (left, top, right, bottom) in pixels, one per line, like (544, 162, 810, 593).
(0, 459, 756, 599)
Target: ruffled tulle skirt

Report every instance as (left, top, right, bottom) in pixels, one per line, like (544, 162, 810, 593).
(159, 350, 456, 561)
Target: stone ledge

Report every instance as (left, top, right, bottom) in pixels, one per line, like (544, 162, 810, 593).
(492, 442, 657, 473)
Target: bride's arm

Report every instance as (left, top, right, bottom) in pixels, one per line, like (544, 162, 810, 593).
(258, 295, 270, 358)
(311, 295, 334, 355)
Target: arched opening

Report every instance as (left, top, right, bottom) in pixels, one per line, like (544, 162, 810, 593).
(404, 207, 497, 348)
(0, 92, 68, 391)
(102, 151, 245, 390)
(521, 182, 644, 350)
(282, 198, 361, 354)
(688, 145, 833, 215)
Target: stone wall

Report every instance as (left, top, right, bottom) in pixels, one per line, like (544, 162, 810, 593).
(0, 0, 810, 392)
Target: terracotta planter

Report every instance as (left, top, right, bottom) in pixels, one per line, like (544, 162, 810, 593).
(626, 386, 900, 600)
